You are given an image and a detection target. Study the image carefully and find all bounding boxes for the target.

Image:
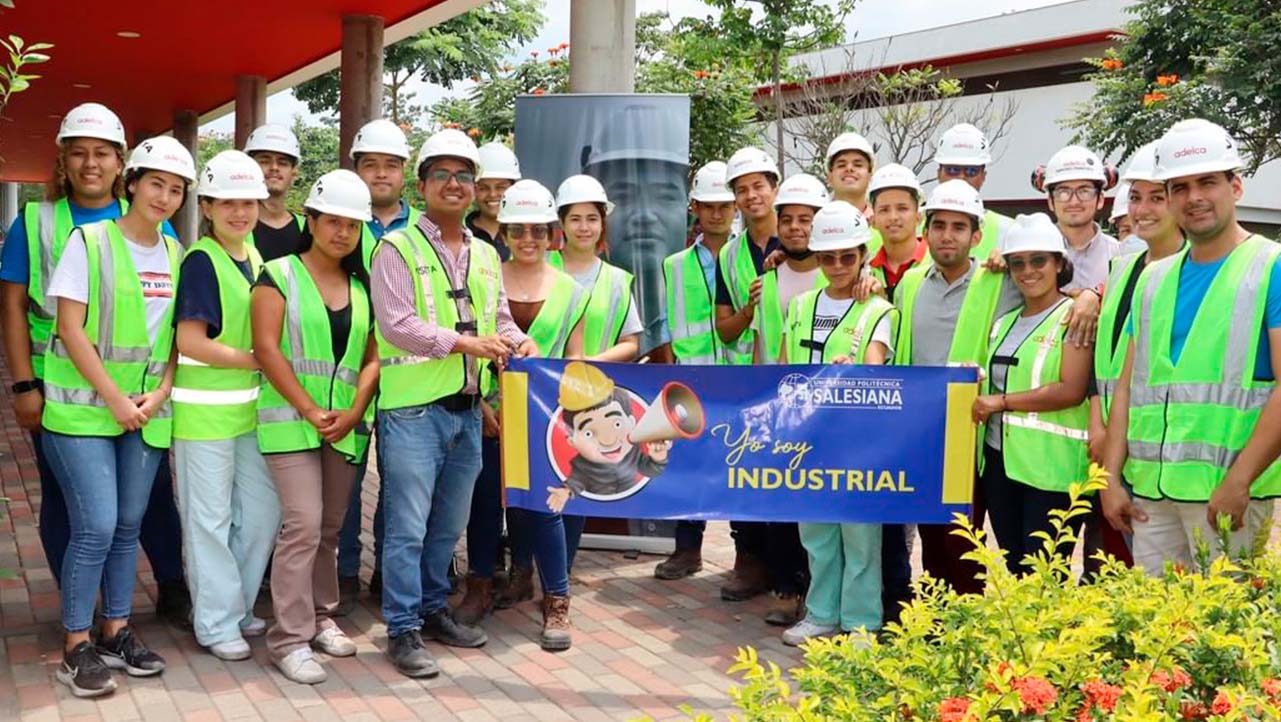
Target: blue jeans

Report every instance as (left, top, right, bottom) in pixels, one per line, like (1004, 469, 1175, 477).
(337, 424, 386, 579)
(465, 436, 503, 578)
(379, 403, 483, 636)
(506, 508, 573, 596)
(43, 431, 164, 632)
(33, 431, 185, 588)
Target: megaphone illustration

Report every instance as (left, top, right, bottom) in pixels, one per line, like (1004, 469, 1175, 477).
(629, 382, 706, 444)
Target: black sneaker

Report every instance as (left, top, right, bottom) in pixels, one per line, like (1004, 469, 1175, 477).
(96, 626, 166, 677)
(155, 580, 193, 630)
(422, 608, 487, 648)
(56, 642, 117, 698)
(387, 630, 439, 678)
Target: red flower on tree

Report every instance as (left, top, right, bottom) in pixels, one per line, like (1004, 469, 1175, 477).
(1081, 680, 1123, 711)
(1180, 700, 1208, 720)
(1151, 668, 1192, 693)
(1211, 691, 1234, 715)
(938, 697, 971, 722)
(1144, 92, 1169, 106)
(1262, 678, 1281, 701)
(1101, 58, 1123, 71)
(1156, 73, 1179, 86)
(1012, 676, 1058, 715)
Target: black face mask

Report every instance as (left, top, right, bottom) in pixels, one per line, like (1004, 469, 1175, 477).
(783, 246, 813, 261)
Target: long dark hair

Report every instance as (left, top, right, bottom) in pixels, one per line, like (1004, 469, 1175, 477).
(297, 209, 369, 290)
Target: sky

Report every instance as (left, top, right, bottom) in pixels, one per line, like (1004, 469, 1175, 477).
(203, 0, 1074, 135)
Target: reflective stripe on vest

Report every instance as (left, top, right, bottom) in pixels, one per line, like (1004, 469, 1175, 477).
(40, 220, 178, 448)
(1125, 235, 1281, 501)
(171, 237, 264, 440)
(758, 267, 827, 364)
(256, 255, 372, 461)
(718, 231, 760, 365)
(980, 299, 1088, 492)
(663, 247, 721, 365)
(894, 263, 1005, 366)
(1093, 251, 1145, 423)
(784, 290, 896, 364)
(579, 261, 633, 357)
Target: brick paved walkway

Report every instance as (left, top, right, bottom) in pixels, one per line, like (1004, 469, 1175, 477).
(0, 366, 800, 722)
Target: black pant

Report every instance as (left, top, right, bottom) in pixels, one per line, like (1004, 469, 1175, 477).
(728, 520, 807, 595)
(674, 519, 706, 551)
(881, 524, 912, 624)
(980, 444, 1080, 575)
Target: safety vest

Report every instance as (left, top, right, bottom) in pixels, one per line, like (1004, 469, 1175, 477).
(360, 206, 422, 273)
(663, 245, 723, 365)
(894, 262, 1006, 366)
(23, 198, 129, 377)
(245, 212, 305, 252)
(375, 226, 501, 410)
(547, 250, 634, 356)
(1125, 235, 1281, 502)
(1094, 251, 1146, 424)
(757, 266, 827, 364)
(979, 299, 1088, 492)
(172, 238, 264, 440)
(784, 290, 897, 364)
(717, 231, 765, 364)
(973, 210, 1008, 261)
(256, 255, 373, 462)
(41, 220, 179, 448)
(481, 269, 587, 398)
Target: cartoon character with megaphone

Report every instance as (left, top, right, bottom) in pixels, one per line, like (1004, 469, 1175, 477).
(547, 361, 705, 512)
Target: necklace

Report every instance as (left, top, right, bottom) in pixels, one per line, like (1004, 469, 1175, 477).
(507, 266, 544, 302)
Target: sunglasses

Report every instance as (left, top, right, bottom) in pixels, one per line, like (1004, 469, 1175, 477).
(425, 168, 476, 185)
(817, 251, 861, 268)
(1006, 254, 1054, 272)
(942, 165, 983, 178)
(506, 225, 550, 240)
(1051, 185, 1100, 202)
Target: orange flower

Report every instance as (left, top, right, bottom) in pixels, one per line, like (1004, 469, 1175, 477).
(692, 70, 710, 80)
(1211, 691, 1234, 715)
(1101, 58, 1123, 71)
(467, 127, 480, 138)
(1262, 678, 1281, 700)
(1081, 680, 1123, 711)
(938, 697, 972, 722)
(532, 87, 546, 96)
(1144, 92, 1169, 106)
(1157, 73, 1179, 86)
(1012, 676, 1058, 715)
(1150, 667, 1192, 693)
(1180, 700, 1208, 720)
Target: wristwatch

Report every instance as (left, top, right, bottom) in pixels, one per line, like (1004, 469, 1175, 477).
(10, 379, 41, 394)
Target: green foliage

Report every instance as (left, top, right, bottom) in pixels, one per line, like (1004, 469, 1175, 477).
(690, 466, 1281, 721)
(0, 33, 52, 123)
(1067, 0, 1281, 173)
(430, 45, 570, 141)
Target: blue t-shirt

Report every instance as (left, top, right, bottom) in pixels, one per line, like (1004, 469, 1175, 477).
(175, 251, 254, 339)
(0, 200, 177, 284)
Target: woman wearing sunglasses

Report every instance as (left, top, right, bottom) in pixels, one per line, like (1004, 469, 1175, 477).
(775, 201, 897, 647)
(972, 213, 1092, 574)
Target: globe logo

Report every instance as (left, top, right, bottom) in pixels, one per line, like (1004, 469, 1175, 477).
(778, 373, 812, 409)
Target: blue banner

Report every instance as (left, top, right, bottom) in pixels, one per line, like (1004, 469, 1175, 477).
(500, 359, 978, 524)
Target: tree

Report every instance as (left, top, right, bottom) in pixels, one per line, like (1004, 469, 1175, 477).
(1067, 0, 1281, 173)
(295, 0, 545, 124)
(697, 0, 856, 168)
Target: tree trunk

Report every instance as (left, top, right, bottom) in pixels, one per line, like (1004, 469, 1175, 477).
(772, 49, 785, 171)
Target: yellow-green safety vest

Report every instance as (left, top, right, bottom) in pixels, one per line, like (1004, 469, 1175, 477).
(978, 298, 1089, 492)
(547, 250, 634, 356)
(662, 244, 723, 365)
(758, 266, 827, 364)
(41, 219, 179, 448)
(172, 237, 265, 441)
(717, 230, 765, 365)
(783, 290, 897, 364)
(894, 262, 1006, 367)
(1125, 235, 1281, 502)
(256, 255, 373, 462)
(1094, 251, 1146, 424)
(375, 226, 501, 410)
(360, 206, 422, 273)
(481, 268, 587, 398)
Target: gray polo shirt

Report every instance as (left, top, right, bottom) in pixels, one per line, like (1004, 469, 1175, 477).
(905, 260, 1024, 367)
(1062, 224, 1120, 294)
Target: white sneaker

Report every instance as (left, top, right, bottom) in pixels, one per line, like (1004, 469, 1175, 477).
(276, 647, 327, 685)
(782, 617, 839, 647)
(208, 638, 252, 661)
(240, 617, 267, 637)
(311, 627, 357, 657)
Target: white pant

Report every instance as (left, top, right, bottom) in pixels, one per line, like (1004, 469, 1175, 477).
(175, 434, 281, 646)
(1131, 497, 1274, 576)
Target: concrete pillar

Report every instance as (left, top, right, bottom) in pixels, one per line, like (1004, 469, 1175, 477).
(339, 15, 385, 170)
(234, 75, 267, 150)
(0, 182, 20, 232)
(568, 0, 636, 93)
(173, 110, 200, 246)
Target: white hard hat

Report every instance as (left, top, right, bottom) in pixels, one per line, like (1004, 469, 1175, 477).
(244, 123, 301, 161)
(1109, 181, 1131, 221)
(689, 161, 735, 203)
(868, 163, 923, 201)
(825, 132, 875, 168)
(477, 142, 521, 181)
(416, 128, 480, 176)
(349, 119, 410, 161)
(57, 103, 127, 148)
(197, 150, 268, 200)
(1121, 142, 1159, 183)
(923, 179, 984, 224)
(1153, 118, 1243, 181)
(773, 173, 829, 210)
(1001, 213, 1067, 256)
(555, 174, 614, 215)
(125, 136, 197, 186)
(809, 201, 873, 252)
(498, 179, 557, 224)
(934, 123, 992, 166)
(1043, 145, 1107, 186)
(304, 169, 372, 222)
(725, 146, 778, 187)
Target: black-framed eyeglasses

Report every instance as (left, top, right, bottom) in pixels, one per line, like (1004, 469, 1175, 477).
(1051, 185, 1100, 202)
(1007, 253, 1054, 272)
(942, 165, 983, 178)
(506, 225, 550, 240)
(425, 168, 476, 185)
(817, 251, 861, 267)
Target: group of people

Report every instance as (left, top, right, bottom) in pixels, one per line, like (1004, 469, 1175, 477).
(2, 98, 1277, 699)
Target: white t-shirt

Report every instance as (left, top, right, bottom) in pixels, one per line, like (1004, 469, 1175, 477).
(47, 227, 175, 345)
(809, 290, 894, 364)
(570, 258, 644, 337)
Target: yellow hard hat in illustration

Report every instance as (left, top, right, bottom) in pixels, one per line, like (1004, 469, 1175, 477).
(558, 361, 615, 411)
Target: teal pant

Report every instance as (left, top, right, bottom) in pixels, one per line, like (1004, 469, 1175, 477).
(798, 522, 883, 631)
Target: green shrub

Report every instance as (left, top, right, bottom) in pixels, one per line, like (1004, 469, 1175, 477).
(686, 466, 1281, 721)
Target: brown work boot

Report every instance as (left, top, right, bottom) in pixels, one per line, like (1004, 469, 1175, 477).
(494, 566, 534, 609)
(764, 592, 803, 626)
(654, 549, 703, 580)
(540, 594, 572, 651)
(720, 553, 768, 601)
(452, 576, 494, 626)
